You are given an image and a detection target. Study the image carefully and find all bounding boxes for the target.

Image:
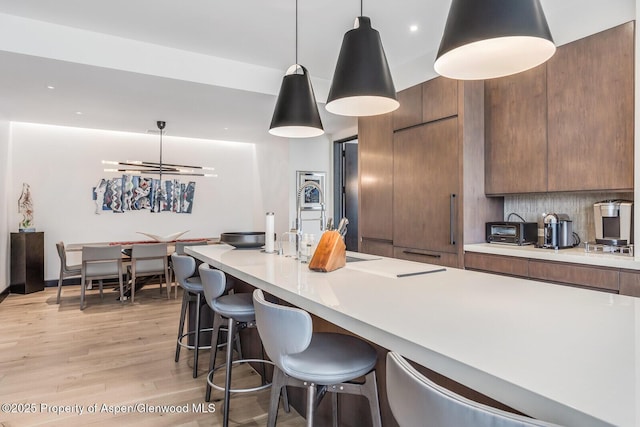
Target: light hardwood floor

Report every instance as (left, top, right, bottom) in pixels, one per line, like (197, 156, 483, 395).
(0, 284, 305, 426)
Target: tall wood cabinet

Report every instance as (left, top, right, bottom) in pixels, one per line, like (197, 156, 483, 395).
(393, 118, 459, 256)
(358, 113, 394, 257)
(10, 232, 45, 294)
(484, 21, 634, 195)
(359, 77, 503, 268)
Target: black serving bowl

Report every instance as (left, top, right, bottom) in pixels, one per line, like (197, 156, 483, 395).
(220, 232, 266, 248)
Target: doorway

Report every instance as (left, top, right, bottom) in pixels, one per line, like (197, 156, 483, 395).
(333, 137, 358, 252)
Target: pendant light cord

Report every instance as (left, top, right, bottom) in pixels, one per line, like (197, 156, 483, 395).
(295, 0, 298, 65)
(360, 0, 363, 16)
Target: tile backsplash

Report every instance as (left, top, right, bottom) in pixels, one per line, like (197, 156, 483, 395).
(503, 193, 634, 244)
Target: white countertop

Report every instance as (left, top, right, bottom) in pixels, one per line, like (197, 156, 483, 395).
(187, 245, 640, 427)
(465, 242, 640, 270)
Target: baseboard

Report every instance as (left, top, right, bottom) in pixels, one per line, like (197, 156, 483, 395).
(0, 287, 9, 304)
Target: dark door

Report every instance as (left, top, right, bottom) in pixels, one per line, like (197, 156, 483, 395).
(333, 139, 359, 252)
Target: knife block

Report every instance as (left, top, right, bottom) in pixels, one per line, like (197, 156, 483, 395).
(308, 231, 346, 272)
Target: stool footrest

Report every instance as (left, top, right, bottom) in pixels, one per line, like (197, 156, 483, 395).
(207, 359, 274, 394)
(177, 327, 214, 351)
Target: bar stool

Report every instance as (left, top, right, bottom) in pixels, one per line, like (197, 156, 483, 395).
(199, 264, 276, 427)
(172, 253, 212, 378)
(386, 352, 561, 427)
(253, 289, 382, 427)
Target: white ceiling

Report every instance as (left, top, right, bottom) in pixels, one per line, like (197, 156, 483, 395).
(0, 0, 634, 143)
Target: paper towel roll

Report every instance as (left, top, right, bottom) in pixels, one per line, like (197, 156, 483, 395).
(265, 212, 275, 253)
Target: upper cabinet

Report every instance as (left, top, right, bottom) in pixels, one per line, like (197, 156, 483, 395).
(547, 22, 634, 192)
(393, 83, 422, 130)
(422, 77, 458, 123)
(484, 21, 634, 195)
(485, 65, 548, 195)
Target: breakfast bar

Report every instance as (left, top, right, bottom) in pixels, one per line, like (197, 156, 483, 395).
(186, 244, 639, 427)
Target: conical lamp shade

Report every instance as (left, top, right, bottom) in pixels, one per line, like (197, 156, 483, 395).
(326, 16, 399, 117)
(269, 64, 324, 138)
(435, 0, 555, 80)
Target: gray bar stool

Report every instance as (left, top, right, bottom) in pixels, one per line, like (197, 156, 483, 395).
(199, 264, 276, 427)
(386, 352, 561, 427)
(253, 289, 382, 427)
(172, 253, 212, 378)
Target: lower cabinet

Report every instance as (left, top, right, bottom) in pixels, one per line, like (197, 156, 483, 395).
(394, 246, 459, 268)
(465, 252, 624, 294)
(360, 238, 394, 258)
(619, 271, 640, 297)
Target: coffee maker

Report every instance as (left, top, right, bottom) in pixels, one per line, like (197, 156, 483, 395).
(593, 200, 633, 246)
(542, 213, 574, 249)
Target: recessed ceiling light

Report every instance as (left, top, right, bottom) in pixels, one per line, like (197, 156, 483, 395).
(46, 85, 55, 90)
(223, 127, 229, 130)
(410, 25, 418, 32)
(75, 111, 83, 115)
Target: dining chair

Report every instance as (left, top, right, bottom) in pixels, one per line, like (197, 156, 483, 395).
(81, 245, 124, 310)
(56, 241, 82, 304)
(129, 243, 170, 303)
(385, 352, 561, 427)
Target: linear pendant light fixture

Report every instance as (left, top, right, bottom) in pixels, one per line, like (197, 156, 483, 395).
(103, 121, 216, 177)
(326, 0, 398, 117)
(434, 0, 555, 80)
(269, 0, 324, 138)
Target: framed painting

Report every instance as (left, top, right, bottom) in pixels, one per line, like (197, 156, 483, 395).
(296, 171, 326, 211)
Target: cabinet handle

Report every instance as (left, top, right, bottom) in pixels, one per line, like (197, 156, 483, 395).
(450, 193, 457, 245)
(403, 250, 441, 258)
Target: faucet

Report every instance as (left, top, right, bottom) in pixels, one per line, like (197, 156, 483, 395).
(295, 181, 326, 246)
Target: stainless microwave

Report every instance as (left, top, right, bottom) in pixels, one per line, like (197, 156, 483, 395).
(486, 222, 538, 245)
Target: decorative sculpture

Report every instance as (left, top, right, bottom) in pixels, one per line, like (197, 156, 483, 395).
(18, 183, 35, 231)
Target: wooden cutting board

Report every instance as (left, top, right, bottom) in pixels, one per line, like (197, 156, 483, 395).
(309, 231, 346, 272)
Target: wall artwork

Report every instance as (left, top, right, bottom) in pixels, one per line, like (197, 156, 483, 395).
(93, 175, 196, 214)
(296, 170, 326, 211)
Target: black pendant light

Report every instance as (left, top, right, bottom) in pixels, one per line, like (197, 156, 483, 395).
(435, 0, 555, 80)
(326, 1, 398, 117)
(269, 0, 324, 138)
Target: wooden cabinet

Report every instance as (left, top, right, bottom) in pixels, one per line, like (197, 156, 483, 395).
(547, 22, 634, 192)
(528, 260, 619, 292)
(484, 22, 634, 195)
(360, 238, 394, 258)
(465, 251, 622, 293)
(484, 65, 548, 195)
(464, 252, 529, 277)
(393, 83, 422, 130)
(422, 77, 458, 123)
(358, 113, 394, 246)
(358, 77, 503, 265)
(393, 118, 459, 255)
(619, 271, 640, 297)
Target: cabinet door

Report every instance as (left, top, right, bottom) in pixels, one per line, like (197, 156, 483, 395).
(393, 118, 459, 253)
(393, 83, 422, 130)
(484, 64, 548, 194)
(547, 22, 634, 192)
(358, 114, 393, 242)
(464, 252, 529, 277)
(422, 77, 457, 123)
(619, 271, 640, 297)
(361, 238, 394, 258)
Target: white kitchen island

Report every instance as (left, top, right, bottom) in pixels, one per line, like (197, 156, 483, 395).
(186, 244, 639, 427)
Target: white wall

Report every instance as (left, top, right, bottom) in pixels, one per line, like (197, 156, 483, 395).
(9, 122, 289, 281)
(0, 120, 10, 293)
